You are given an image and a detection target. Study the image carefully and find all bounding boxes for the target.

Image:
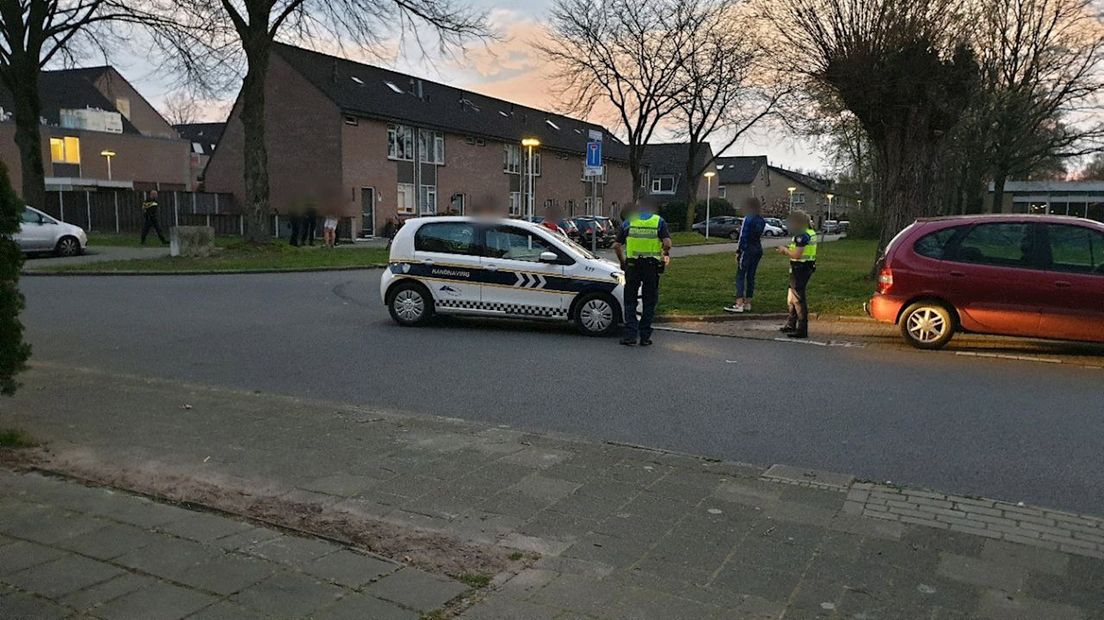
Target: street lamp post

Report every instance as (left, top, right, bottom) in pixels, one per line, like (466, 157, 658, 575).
(100, 150, 116, 180)
(826, 193, 835, 233)
(787, 186, 797, 213)
(522, 138, 541, 220)
(703, 171, 716, 239)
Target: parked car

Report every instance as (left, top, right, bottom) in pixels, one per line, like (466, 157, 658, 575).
(839, 220, 851, 233)
(691, 216, 742, 240)
(558, 218, 581, 243)
(381, 216, 625, 336)
(867, 214, 1104, 349)
(823, 220, 843, 234)
(573, 217, 615, 248)
(15, 206, 87, 257)
(766, 217, 788, 235)
(762, 221, 785, 237)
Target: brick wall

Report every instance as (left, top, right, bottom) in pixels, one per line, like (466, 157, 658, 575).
(341, 118, 398, 233)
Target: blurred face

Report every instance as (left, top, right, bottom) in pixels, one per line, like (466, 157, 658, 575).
(788, 215, 805, 232)
(742, 200, 759, 216)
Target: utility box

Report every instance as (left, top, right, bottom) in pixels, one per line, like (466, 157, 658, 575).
(170, 226, 215, 258)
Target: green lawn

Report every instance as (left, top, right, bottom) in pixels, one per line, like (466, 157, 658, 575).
(49, 242, 390, 273)
(659, 238, 879, 316)
(669, 231, 728, 247)
(89, 233, 239, 248)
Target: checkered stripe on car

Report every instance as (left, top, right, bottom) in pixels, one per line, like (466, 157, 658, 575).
(436, 298, 567, 317)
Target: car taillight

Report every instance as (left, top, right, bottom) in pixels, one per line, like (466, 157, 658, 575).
(877, 267, 893, 294)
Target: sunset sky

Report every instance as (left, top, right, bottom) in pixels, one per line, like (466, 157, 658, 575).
(114, 0, 826, 171)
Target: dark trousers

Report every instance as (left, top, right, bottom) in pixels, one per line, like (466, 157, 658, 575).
(623, 259, 660, 340)
(736, 250, 763, 298)
(301, 216, 316, 245)
(288, 216, 302, 246)
(140, 212, 167, 244)
(786, 261, 816, 333)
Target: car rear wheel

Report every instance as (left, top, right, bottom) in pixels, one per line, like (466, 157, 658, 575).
(55, 236, 82, 257)
(575, 293, 618, 337)
(900, 302, 955, 350)
(388, 281, 433, 327)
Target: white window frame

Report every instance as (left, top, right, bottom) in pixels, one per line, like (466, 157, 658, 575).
(420, 185, 437, 215)
(651, 175, 676, 194)
(397, 183, 416, 214)
(717, 186, 727, 199)
(794, 192, 806, 205)
(419, 130, 445, 165)
(508, 191, 522, 216)
(504, 144, 521, 174)
(388, 124, 414, 161)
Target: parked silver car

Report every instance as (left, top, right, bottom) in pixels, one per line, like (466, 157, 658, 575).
(15, 206, 87, 256)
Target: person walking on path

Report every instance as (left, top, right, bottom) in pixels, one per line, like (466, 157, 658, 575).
(775, 210, 818, 339)
(140, 191, 168, 245)
(614, 198, 672, 347)
(725, 198, 766, 314)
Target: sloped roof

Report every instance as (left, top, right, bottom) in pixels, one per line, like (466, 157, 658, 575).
(716, 156, 767, 185)
(0, 67, 141, 134)
(175, 122, 225, 155)
(640, 142, 715, 175)
(272, 44, 629, 161)
(769, 165, 829, 193)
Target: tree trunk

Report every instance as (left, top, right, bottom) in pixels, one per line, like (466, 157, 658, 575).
(875, 133, 940, 254)
(239, 41, 272, 244)
(9, 68, 46, 209)
(991, 172, 1007, 215)
(629, 146, 644, 202)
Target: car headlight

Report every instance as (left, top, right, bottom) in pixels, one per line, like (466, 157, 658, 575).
(612, 271, 625, 284)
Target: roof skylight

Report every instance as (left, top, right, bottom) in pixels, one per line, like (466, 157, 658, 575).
(351, 76, 364, 85)
(546, 119, 561, 130)
(384, 81, 404, 94)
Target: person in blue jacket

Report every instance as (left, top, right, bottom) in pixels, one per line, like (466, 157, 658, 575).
(725, 198, 766, 313)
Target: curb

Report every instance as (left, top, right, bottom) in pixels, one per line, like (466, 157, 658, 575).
(655, 313, 874, 324)
(21, 264, 389, 277)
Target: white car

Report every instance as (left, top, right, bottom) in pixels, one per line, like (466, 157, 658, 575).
(380, 216, 626, 336)
(15, 206, 87, 257)
(763, 222, 785, 237)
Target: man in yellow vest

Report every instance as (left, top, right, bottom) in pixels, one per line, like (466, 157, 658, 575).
(140, 190, 168, 245)
(614, 198, 672, 346)
(775, 210, 818, 339)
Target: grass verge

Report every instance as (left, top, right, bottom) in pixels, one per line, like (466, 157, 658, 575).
(659, 238, 878, 316)
(0, 428, 36, 449)
(42, 242, 390, 273)
(669, 231, 728, 247)
(88, 233, 240, 248)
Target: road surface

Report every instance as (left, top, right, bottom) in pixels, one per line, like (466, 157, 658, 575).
(18, 271, 1104, 515)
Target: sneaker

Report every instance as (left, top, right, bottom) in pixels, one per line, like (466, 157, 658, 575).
(723, 304, 744, 313)
(620, 337, 637, 346)
(639, 338, 653, 347)
(743, 303, 752, 313)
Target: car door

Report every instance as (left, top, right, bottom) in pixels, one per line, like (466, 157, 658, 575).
(410, 221, 484, 311)
(942, 222, 1049, 336)
(482, 225, 568, 318)
(15, 208, 52, 251)
(1036, 223, 1104, 342)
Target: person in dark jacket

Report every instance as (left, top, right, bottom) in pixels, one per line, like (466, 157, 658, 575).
(140, 190, 168, 245)
(724, 198, 766, 313)
(301, 205, 318, 246)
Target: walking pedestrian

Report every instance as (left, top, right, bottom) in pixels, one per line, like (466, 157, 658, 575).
(775, 210, 818, 339)
(323, 212, 339, 248)
(725, 198, 766, 313)
(140, 190, 168, 245)
(614, 198, 672, 347)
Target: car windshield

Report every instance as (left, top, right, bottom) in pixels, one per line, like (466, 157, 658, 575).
(559, 234, 600, 260)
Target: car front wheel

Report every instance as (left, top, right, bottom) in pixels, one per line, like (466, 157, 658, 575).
(55, 236, 82, 257)
(388, 281, 433, 327)
(575, 293, 618, 336)
(900, 302, 955, 350)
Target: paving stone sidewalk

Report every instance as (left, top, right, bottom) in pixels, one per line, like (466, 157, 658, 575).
(4, 363, 1104, 619)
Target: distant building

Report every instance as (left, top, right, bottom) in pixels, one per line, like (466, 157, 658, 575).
(640, 143, 718, 206)
(174, 122, 226, 190)
(0, 66, 192, 195)
(987, 180, 1104, 221)
(715, 156, 770, 206)
(203, 44, 636, 237)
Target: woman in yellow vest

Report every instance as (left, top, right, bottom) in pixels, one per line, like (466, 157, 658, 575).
(774, 210, 818, 339)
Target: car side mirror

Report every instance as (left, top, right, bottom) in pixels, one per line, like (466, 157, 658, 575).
(539, 251, 559, 263)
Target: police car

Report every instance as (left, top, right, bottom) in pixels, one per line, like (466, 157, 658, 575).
(380, 216, 626, 336)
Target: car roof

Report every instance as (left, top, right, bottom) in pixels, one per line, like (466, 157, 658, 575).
(916, 213, 1104, 226)
(405, 215, 546, 231)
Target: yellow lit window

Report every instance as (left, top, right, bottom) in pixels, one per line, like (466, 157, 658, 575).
(49, 136, 80, 163)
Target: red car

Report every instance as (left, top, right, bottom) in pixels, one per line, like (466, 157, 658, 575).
(868, 214, 1104, 349)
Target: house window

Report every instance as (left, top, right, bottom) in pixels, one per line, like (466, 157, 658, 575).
(420, 185, 437, 215)
(388, 125, 414, 161)
(794, 192, 806, 205)
(651, 175, 675, 194)
(419, 131, 445, 164)
(49, 137, 81, 164)
(504, 144, 521, 174)
(640, 171, 649, 188)
(508, 192, 522, 215)
(717, 186, 727, 199)
(397, 183, 416, 214)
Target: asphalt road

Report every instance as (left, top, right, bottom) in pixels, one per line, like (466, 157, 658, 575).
(18, 271, 1104, 515)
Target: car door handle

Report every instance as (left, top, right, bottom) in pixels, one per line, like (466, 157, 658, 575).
(1055, 281, 1072, 288)
(949, 271, 967, 278)
(484, 264, 498, 272)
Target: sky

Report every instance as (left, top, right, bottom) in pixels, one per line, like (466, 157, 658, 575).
(107, 0, 827, 172)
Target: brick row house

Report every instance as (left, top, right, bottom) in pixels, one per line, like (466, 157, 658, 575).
(0, 67, 193, 195)
(716, 156, 859, 225)
(204, 44, 636, 237)
(640, 143, 718, 206)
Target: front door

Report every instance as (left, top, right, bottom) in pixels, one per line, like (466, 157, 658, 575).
(360, 187, 375, 237)
(1037, 223, 1104, 341)
(482, 225, 567, 318)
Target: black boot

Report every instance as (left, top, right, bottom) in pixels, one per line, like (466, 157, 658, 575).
(779, 325, 797, 333)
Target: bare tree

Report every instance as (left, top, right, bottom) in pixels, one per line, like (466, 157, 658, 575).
(974, 0, 1104, 211)
(763, 0, 979, 250)
(538, 0, 710, 199)
(0, 0, 186, 210)
(161, 91, 200, 126)
(672, 0, 788, 211)
(163, 0, 491, 243)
